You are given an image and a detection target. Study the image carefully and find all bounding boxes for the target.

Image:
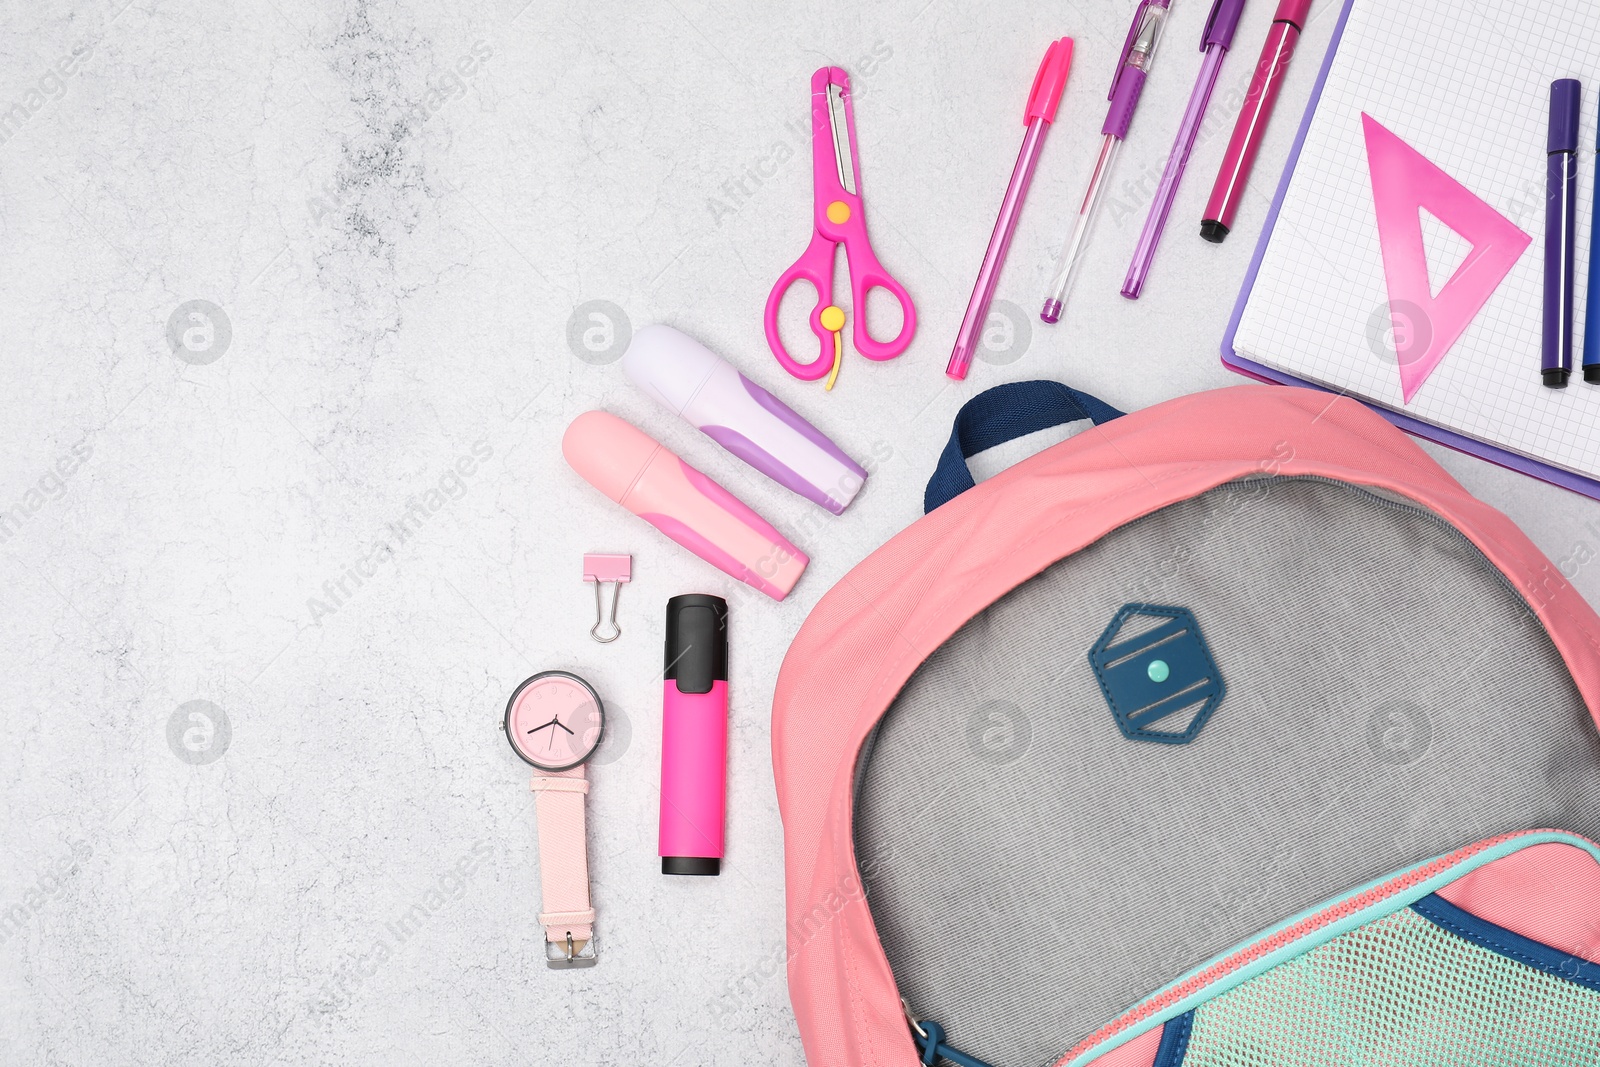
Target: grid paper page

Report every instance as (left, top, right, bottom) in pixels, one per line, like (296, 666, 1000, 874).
(1234, 0, 1600, 478)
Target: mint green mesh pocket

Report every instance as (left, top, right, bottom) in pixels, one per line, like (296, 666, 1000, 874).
(1181, 903, 1600, 1066)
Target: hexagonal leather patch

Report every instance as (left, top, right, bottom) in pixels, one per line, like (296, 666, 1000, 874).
(1088, 604, 1225, 744)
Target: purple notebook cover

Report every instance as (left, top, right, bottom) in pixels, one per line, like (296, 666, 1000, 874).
(1220, 0, 1600, 501)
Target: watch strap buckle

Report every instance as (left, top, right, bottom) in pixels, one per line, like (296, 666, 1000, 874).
(545, 932, 598, 969)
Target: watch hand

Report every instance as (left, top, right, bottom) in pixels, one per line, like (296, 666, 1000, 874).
(522, 718, 565, 756)
(552, 717, 575, 736)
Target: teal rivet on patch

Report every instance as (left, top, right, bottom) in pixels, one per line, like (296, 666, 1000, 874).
(1147, 659, 1170, 683)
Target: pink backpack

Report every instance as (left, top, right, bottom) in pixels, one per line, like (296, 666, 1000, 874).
(773, 382, 1600, 1066)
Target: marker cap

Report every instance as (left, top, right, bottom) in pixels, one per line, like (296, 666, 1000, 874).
(561, 410, 659, 506)
(664, 594, 728, 694)
(622, 324, 867, 514)
(1273, 0, 1314, 28)
(1549, 79, 1581, 154)
(622, 324, 719, 416)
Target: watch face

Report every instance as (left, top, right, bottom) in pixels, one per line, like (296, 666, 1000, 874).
(504, 671, 605, 771)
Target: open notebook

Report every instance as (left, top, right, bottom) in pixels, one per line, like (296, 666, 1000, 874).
(1225, 0, 1600, 497)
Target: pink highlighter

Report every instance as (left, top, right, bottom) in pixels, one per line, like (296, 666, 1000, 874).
(562, 410, 808, 601)
(660, 594, 729, 876)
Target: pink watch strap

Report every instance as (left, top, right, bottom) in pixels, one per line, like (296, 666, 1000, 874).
(531, 765, 595, 966)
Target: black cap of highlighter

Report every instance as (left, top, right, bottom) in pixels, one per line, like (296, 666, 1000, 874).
(663, 594, 728, 693)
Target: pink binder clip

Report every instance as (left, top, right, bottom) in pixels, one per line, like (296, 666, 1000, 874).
(583, 553, 632, 643)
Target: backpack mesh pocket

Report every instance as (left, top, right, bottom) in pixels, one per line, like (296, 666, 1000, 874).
(1181, 901, 1600, 1066)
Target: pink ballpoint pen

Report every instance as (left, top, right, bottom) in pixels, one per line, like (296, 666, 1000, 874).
(947, 38, 1074, 381)
(1122, 0, 1249, 299)
(1041, 0, 1173, 324)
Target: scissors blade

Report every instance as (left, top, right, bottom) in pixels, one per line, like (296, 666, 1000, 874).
(826, 81, 857, 196)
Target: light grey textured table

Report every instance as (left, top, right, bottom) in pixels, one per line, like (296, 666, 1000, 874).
(3, 2, 1594, 1065)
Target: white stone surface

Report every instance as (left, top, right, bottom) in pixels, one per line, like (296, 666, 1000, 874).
(2, 2, 1595, 1064)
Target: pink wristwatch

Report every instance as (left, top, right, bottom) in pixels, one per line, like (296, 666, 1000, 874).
(504, 671, 605, 968)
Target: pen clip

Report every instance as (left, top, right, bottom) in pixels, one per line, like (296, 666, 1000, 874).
(1109, 0, 1155, 102)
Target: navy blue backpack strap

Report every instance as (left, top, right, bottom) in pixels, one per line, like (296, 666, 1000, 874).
(923, 380, 1125, 513)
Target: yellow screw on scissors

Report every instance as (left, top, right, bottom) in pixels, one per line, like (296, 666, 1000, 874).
(820, 305, 845, 390)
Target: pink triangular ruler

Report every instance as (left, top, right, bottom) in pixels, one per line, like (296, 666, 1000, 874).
(1362, 113, 1531, 403)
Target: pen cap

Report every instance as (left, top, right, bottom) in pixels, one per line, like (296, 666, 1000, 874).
(1024, 38, 1074, 125)
(1203, 0, 1249, 50)
(562, 409, 660, 505)
(1550, 79, 1581, 154)
(664, 594, 728, 694)
(1273, 0, 1314, 27)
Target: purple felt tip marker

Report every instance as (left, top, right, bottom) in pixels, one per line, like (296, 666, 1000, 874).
(622, 324, 868, 514)
(1544, 79, 1581, 388)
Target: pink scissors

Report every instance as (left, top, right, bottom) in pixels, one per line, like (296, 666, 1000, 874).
(765, 67, 916, 390)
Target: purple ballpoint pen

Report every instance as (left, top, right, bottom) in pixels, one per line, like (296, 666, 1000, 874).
(1042, 0, 1173, 325)
(1122, 0, 1249, 300)
(947, 38, 1075, 381)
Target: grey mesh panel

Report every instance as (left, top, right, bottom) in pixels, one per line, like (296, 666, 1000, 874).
(853, 477, 1600, 1067)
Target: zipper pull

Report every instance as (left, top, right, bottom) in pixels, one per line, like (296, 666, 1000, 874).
(902, 999, 995, 1067)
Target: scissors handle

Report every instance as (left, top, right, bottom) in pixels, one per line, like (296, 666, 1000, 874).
(764, 230, 918, 380)
(764, 231, 838, 381)
(841, 238, 916, 362)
